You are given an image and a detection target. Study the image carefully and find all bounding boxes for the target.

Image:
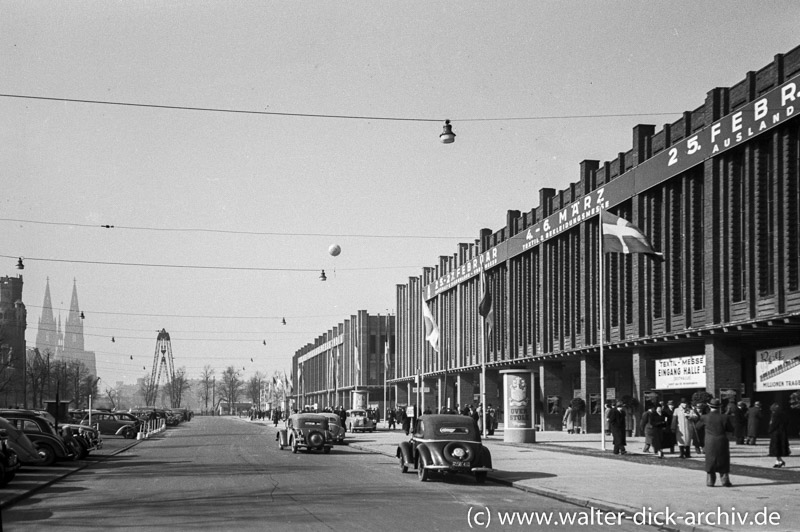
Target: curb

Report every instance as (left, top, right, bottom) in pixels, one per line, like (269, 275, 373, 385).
(346, 441, 702, 532)
(0, 437, 146, 510)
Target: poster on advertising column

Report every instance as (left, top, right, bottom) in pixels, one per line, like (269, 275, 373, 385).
(505, 373, 531, 428)
(756, 345, 800, 391)
(655, 355, 706, 389)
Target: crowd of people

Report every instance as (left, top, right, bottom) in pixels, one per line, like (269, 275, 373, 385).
(603, 396, 792, 487)
(382, 403, 500, 436)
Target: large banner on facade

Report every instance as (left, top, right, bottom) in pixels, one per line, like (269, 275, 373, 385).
(756, 345, 800, 391)
(655, 355, 706, 389)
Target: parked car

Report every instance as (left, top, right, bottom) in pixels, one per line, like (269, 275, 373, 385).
(81, 412, 139, 439)
(345, 409, 375, 433)
(60, 423, 103, 459)
(0, 416, 43, 465)
(321, 412, 346, 444)
(397, 414, 493, 483)
(0, 427, 21, 487)
(276, 413, 333, 454)
(0, 409, 74, 466)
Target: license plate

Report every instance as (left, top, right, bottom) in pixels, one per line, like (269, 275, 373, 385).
(451, 461, 469, 468)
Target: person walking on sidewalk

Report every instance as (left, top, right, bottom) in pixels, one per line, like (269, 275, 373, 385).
(729, 401, 748, 445)
(746, 401, 762, 445)
(696, 398, 734, 487)
(607, 400, 627, 455)
(768, 403, 790, 468)
(672, 397, 698, 458)
(640, 404, 666, 457)
(563, 405, 578, 434)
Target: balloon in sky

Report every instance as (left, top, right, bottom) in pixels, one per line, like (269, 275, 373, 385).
(328, 244, 341, 257)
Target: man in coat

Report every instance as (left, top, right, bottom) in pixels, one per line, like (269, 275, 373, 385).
(696, 398, 734, 487)
(746, 401, 762, 445)
(671, 397, 699, 458)
(607, 400, 627, 455)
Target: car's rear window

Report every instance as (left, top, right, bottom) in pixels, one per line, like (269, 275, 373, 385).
(439, 427, 470, 435)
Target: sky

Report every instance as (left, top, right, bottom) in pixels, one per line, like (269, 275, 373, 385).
(1, 1, 798, 391)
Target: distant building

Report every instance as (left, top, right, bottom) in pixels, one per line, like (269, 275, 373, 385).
(0, 275, 27, 407)
(35, 278, 96, 376)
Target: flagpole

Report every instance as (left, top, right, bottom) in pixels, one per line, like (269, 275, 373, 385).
(480, 267, 487, 439)
(383, 313, 387, 425)
(599, 211, 606, 451)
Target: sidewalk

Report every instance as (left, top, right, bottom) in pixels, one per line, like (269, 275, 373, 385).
(344, 423, 799, 532)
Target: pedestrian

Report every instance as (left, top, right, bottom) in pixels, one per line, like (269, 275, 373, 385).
(696, 398, 734, 487)
(563, 405, 578, 434)
(607, 400, 627, 455)
(728, 401, 748, 445)
(672, 397, 698, 458)
(768, 403, 790, 468)
(640, 404, 666, 458)
(692, 401, 707, 455)
(746, 401, 762, 445)
(387, 407, 397, 430)
(663, 400, 676, 453)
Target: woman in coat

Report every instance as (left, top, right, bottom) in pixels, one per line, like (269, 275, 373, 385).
(768, 403, 790, 468)
(641, 404, 666, 457)
(696, 398, 734, 487)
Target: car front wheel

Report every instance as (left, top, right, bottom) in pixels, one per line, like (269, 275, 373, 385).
(399, 456, 408, 474)
(291, 438, 298, 454)
(36, 443, 57, 466)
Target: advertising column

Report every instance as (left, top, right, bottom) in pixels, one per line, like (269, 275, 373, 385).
(501, 369, 536, 443)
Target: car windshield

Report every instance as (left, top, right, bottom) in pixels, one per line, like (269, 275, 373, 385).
(349, 411, 365, 417)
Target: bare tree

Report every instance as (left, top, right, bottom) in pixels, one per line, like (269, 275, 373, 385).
(247, 373, 264, 408)
(199, 365, 215, 414)
(105, 385, 120, 410)
(165, 367, 192, 408)
(139, 373, 156, 406)
(218, 366, 243, 414)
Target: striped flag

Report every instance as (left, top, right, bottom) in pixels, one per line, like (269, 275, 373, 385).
(601, 210, 663, 258)
(422, 299, 440, 352)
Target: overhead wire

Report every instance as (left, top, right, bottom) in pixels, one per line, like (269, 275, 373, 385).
(0, 92, 683, 122)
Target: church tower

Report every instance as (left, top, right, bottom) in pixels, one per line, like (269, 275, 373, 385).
(63, 279, 84, 353)
(35, 278, 59, 358)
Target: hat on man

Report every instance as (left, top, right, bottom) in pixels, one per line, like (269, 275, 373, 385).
(680, 397, 688, 404)
(738, 401, 747, 408)
(615, 400, 625, 407)
(708, 398, 721, 409)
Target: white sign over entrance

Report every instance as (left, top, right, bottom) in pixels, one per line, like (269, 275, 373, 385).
(756, 345, 800, 391)
(655, 355, 706, 389)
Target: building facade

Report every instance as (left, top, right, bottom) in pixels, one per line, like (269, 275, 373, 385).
(0, 275, 27, 407)
(391, 46, 800, 433)
(290, 310, 394, 413)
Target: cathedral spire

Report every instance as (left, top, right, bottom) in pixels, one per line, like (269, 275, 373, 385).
(35, 277, 58, 357)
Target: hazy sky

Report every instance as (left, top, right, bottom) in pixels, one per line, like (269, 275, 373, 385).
(2, 1, 798, 392)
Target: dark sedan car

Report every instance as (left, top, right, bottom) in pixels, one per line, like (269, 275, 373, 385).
(0, 428, 21, 486)
(397, 414, 493, 483)
(276, 413, 333, 454)
(0, 409, 73, 466)
(81, 411, 139, 439)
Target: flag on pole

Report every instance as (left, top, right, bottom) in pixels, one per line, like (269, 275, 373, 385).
(601, 210, 663, 258)
(355, 340, 361, 377)
(384, 340, 391, 369)
(422, 299, 440, 352)
(478, 269, 494, 336)
(285, 370, 293, 393)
